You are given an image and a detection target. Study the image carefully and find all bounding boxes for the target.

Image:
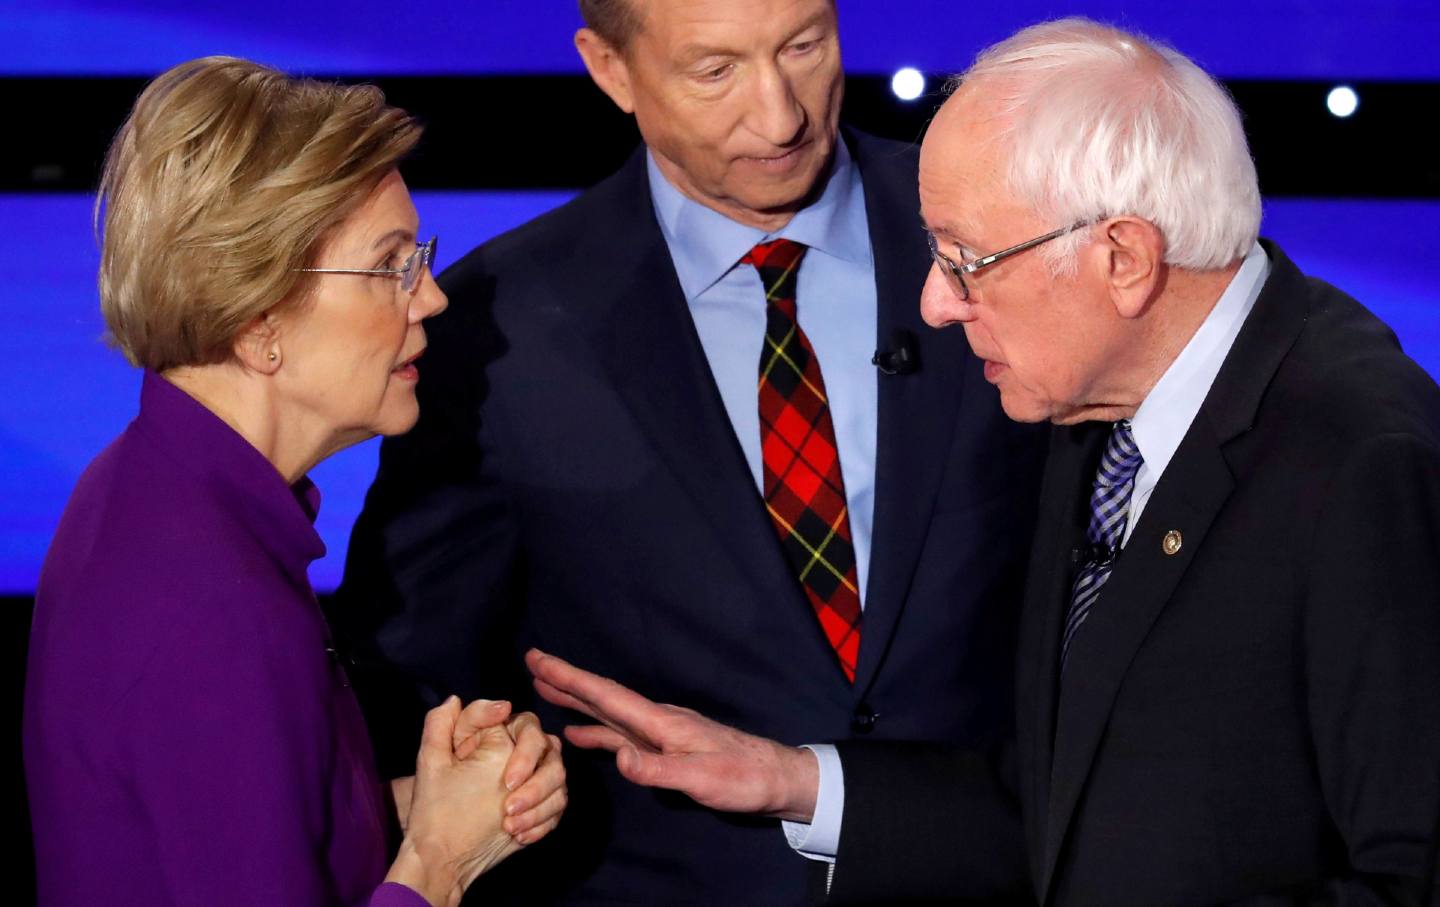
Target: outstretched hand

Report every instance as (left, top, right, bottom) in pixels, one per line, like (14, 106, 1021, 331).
(525, 648, 818, 823)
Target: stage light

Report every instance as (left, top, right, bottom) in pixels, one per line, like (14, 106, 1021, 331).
(1327, 85, 1359, 118)
(891, 67, 925, 101)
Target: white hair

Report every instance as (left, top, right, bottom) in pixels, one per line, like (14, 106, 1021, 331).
(955, 18, 1261, 273)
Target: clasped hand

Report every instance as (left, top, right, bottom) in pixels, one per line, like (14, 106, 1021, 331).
(387, 697, 567, 907)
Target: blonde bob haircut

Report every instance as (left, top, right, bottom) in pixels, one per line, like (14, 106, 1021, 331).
(98, 56, 422, 371)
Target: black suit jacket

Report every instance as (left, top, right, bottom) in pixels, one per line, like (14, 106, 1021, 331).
(335, 130, 1045, 905)
(832, 242, 1440, 906)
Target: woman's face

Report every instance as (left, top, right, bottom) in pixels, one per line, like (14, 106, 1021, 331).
(278, 170, 447, 450)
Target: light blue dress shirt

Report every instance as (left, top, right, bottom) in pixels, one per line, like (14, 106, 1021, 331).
(646, 139, 879, 607)
(791, 241, 1273, 863)
(1125, 242, 1270, 542)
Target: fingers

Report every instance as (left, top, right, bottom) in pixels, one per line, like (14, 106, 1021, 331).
(503, 733, 565, 819)
(563, 727, 696, 797)
(453, 698, 512, 753)
(453, 722, 513, 762)
(511, 813, 562, 847)
(615, 743, 685, 790)
(532, 676, 603, 721)
(505, 787, 566, 845)
(418, 695, 462, 767)
(501, 712, 548, 792)
(526, 649, 675, 746)
(562, 723, 639, 753)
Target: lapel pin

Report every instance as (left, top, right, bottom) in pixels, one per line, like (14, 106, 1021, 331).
(1162, 530, 1183, 556)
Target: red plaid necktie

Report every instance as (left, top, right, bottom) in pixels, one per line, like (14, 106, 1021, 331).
(745, 239, 863, 682)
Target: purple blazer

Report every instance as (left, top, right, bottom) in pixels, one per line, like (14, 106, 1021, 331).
(24, 372, 426, 907)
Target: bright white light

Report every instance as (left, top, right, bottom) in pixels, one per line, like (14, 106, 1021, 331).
(891, 67, 926, 102)
(1327, 85, 1359, 118)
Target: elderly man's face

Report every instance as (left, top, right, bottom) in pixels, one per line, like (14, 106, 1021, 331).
(918, 92, 1120, 425)
(612, 0, 843, 229)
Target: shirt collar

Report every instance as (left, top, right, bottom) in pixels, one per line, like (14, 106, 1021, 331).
(647, 136, 872, 302)
(1129, 242, 1271, 479)
(134, 370, 326, 586)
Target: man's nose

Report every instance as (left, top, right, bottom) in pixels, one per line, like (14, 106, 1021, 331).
(747, 66, 806, 146)
(920, 264, 976, 328)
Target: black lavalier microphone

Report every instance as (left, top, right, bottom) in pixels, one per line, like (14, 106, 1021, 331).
(872, 329, 919, 375)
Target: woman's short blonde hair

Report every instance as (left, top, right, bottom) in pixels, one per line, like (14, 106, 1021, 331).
(98, 56, 422, 371)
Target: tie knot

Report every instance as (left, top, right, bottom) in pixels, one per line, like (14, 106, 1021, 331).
(1095, 420, 1143, 488)
(742, 239, 808, 307)
(741, 238, 807, 270)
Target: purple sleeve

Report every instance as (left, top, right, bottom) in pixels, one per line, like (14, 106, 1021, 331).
(116, 604, 363, 905)
(369, 881, 432, 907)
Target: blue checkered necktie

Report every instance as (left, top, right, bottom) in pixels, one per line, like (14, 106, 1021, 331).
(1061, 420, 1144, 669)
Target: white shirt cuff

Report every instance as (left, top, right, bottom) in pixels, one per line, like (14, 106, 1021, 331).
(780, 743, 844, 862)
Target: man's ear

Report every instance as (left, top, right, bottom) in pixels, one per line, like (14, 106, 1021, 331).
(1099, 216, 1165, 319)
(234, 312, 283, 375)
(575, 28, 637, 114)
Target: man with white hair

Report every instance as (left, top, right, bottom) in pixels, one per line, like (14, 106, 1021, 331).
(526, 17, 1440, 905)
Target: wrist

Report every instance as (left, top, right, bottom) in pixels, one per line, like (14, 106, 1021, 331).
(386, 838, 463, 907)
(770, 744, 819, 823)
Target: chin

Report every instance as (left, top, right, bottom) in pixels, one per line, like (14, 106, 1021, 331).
(734, 145, 831, 208)
(372, 400, 421, 437)
(997, 390, 1055, 425)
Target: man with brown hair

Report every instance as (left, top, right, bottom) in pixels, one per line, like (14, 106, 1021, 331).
(338, 2, 1043, 902)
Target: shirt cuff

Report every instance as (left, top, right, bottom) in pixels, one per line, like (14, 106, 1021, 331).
(780, 743, 844, 862)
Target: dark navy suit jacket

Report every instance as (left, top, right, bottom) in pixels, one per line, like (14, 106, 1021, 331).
(335, 129, 1045, 905)
(830, 243, 1440, 906)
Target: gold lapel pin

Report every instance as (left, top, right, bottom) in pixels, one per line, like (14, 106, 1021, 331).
(1162, 530, 1183, 556)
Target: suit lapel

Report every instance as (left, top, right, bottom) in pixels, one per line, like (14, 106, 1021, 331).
(1035, 240, 1313, 902)
(1039, 419, 1234, 901)
(1017, 422, 1106, 884)
(587, 154, 811, 615)
(846, 131, 969, 693)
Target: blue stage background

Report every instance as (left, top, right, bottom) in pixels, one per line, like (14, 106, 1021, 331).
(4, 1, 1439, 592)
(6, 1, 1439, 79)
(4, 193, 1438, 592)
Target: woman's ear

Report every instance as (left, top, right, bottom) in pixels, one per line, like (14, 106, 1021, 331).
(234, 312, 283, 374)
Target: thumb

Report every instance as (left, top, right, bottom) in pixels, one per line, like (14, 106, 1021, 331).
(454, 698, 512, 752)
(419, 695, 462, 769)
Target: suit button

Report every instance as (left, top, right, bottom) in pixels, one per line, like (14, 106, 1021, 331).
(851, 703, 878, 734)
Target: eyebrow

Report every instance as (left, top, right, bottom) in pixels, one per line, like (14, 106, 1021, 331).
(920, 211, 973, 246)
(674, 43, 738, 67)
(674, 13, 831, 67)
(370, 228, 416, 252)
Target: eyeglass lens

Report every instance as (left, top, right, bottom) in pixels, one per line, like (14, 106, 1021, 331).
(402, 238, 437, 292)
(927, 233, 968, 301)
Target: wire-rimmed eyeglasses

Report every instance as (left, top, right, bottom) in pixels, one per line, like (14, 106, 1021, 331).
(297, 236, 437, 294)
(926, 223, 1088, 301)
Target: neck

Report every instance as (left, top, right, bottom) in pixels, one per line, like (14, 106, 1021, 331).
(163, 363, 340, 485)
(1129, 263, 1246, 413)
(1059, 261, 1244, 427)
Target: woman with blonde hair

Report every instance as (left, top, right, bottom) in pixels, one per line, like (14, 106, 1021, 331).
(23, 57, 565, 907)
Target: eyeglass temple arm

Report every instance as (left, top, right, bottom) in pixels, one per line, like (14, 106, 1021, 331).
(960, 221, 1090, 274)
(295, 267, 406, 276)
